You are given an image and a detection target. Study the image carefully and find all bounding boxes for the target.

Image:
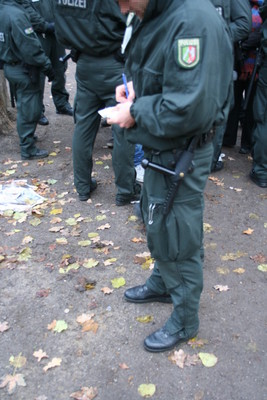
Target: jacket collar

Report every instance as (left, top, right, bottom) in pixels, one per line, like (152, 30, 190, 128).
(142, 0, 173, 23)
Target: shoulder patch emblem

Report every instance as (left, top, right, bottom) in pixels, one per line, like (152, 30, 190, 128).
(24, 27, 34, 35)
(177, 38, 200, 69)
(0, 33, 5, 42)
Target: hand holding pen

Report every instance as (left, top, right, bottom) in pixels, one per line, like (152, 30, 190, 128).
(116, 76, 135, 103)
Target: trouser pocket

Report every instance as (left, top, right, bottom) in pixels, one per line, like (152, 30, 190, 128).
(144, 196, 203, 262)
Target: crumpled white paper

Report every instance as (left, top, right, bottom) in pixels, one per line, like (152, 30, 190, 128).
(0, 180, 45, 213)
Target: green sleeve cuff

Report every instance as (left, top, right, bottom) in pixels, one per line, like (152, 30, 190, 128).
(130, 102, 136, 119)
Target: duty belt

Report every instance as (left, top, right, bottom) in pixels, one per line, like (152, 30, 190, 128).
(142, 131, 214, 215)
(5, 61, 21, 66)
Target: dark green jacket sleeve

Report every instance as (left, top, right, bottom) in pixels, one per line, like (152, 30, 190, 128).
(229, 0, 251, 43)
(11, 12, 51, 71)
(22, 0, 53, 33)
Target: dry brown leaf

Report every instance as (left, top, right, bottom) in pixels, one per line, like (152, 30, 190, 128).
(33, 349, 48, 362)
(70, 386, 98, 400)
(0, 321, 9, 333)
(103, 258, 117, 266)
(185, 354, 200, 366)
(100, 240, 114, 246)
(22, 236, 33, 244)
(50, 217, 62, 224)
(101, 287, 114, 295)
(134, 252, 151, 264)
(214, 285, 229, 292)
(169, 349, 200, 369)
(208, 176, 224, 186)
(43, 358, 62, 372)
(131, 237, 146, 243)
(49, 226, 64, 232)
(36, 288, 51, 298)
(100, 154, 112, 160)
(81, 320, 99, 333)
(75, 276, 96, 292)
(250, 254, 266, 263)
(47, 320, 57, 330)
(233, 268, 245, 274)
(97, 223, 110, 230)
(0, 373, 26, 394)
(119, 363, 129, 370)
(168, 349, 187, 368)
(187, 338, 207, 348)
(76, 313, 95, 324)
(243, 228, 254, 235)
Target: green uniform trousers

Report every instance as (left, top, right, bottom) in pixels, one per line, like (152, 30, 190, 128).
(251, 60, 267, 180)
(4, 64, 42, 157)
(73, 53, 135, 198)
(142, 142, 213, 337)
(38, 33, 69, 110)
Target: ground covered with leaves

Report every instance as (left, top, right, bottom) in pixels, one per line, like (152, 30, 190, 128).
(0, 62, 266, 400)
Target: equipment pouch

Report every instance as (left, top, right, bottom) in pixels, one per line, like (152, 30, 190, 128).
(145, 195, 203, 262)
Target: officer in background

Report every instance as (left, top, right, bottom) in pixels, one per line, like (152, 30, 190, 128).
(22, 0, 73, 126)
(223, 0, 263, 155)
(108, 0, 233, 352)
(0, 0, 54, 160)
(210, 0, 252, 172)
(54, 0, 138, 204)
(250, 1, 267, 188)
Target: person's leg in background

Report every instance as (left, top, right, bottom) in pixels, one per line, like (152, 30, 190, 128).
(134, 144, 144, 183)
(240, 80, 257, 154)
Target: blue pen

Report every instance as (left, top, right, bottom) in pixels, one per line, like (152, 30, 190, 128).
(122, 73, 129, 99)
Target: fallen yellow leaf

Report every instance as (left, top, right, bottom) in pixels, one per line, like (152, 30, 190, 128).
(136, 315, 153, 323)
(50, 208, 63, 215)
(138, 383, 156, 397)
(198, 352, 218, 367)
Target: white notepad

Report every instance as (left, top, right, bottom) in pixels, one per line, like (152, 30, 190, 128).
(98, 106, 117, 119)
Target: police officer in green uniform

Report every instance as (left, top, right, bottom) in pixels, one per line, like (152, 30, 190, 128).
(0, 0, 54, 159)
(250, 2, 267, 188)
(54, 0, 138, 204)
(210, 0, 252, 172)
(108, 0, 233, 352)
(22, 0, 73, 125)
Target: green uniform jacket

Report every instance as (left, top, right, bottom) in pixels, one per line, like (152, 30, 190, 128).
(0, 0, 51, 71)
(21, 0, 54, 33)
(210, 0, 252, 42)
(54, 0, 126, 57)
(128, 0, 234, 152)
